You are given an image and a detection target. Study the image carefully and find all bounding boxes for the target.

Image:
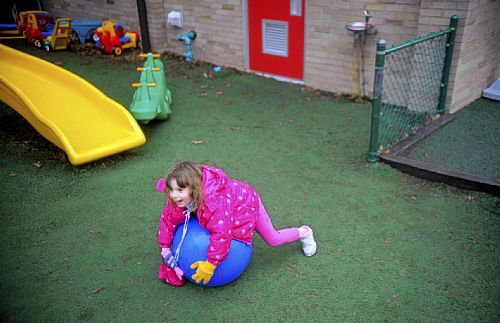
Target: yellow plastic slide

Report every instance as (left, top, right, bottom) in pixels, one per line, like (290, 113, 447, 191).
(0, 44, 146, 165)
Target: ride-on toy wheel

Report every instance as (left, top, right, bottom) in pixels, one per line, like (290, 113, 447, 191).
(34, 39, 42, 48)
(113, 46, 122, 56)
(44, 44, 52, 52)
(70, 30, 80, 44)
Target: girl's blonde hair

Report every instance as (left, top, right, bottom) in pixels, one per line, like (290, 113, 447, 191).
(165, 161, 203, 210)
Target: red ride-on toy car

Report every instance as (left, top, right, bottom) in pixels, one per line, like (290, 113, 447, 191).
(16, 11, 52, 36)
(93, 20, 140, 55)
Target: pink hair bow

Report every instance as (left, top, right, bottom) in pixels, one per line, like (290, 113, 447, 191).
(156, 178, 166, 192)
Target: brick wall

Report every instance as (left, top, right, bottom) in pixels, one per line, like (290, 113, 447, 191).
(43, 0, 141, 35)
(445, 0, 500, 113)
(161, 0, 245, 69)
(41, 0, 499, 113)
(304, 0, 421, 97)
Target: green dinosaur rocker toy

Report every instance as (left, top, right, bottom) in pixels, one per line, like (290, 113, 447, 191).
(129, 53, 172, 124)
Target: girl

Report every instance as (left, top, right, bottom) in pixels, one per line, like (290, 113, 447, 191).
(156, 161, 317, 286)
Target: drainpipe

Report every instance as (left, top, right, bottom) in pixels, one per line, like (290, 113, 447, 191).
(136, 0, 151, 52)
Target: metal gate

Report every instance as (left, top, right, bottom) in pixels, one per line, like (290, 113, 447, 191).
(368, 16, 458, 162)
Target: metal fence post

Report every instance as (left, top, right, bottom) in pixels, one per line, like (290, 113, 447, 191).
(367, 39, 387, 163)
(136, 0, 151, 53)
(437, 15, 458, 114)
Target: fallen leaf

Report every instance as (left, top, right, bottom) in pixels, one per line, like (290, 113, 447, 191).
(33, 161, 42, 168)
(8, 172, 16, 177)
(468, 236, 478, 244)
(191, 140, 204, 145)
(196, 92, 208, 97)
(215, 90, 224, 97)
(92, 287, 104, 294)
(418, 182, 430, 191)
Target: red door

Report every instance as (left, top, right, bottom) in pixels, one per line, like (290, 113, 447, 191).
(248, 0, 305, 80)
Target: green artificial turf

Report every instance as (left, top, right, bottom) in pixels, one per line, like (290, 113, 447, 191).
(402, 98, 500, 180)
(0, 41, 499, 322)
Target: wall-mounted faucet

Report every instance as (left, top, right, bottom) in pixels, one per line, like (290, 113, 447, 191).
(363, 9, 372, 26)
(177, 30, 197, 63)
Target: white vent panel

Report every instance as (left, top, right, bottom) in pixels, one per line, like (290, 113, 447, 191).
(262, 20, 288, 57)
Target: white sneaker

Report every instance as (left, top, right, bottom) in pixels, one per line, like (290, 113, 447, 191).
(299, 226, 317, 256)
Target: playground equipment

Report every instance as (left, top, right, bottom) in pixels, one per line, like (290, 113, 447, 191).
(0, 11, 46, 40)
(42, 18, 71, 51)
(171, 218, 252, 287)
(129, 53, 172, 123)
(70, 20, 102, 44)
(0, 24, 21, 36)
(1, 11, 97, 45)
(16, 11, 51, 36)
(93, 20, 140, 55)
(23, 11, 71, 51)
(177, 30, 197, 63)
(0, 26, 25, 40)
(0, 44, 145, 165)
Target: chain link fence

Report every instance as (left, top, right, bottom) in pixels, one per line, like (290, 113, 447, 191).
(368, 16, 458, 162)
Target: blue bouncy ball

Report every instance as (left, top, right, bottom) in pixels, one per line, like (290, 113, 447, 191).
(171, 218, 252, 287)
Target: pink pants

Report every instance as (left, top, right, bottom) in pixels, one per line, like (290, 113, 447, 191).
(255, 199, 300, 246)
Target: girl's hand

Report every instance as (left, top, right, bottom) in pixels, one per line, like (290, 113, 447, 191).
(161, 248, 183, 279)
(173, 266, 184, 280)
(190, 260, 216, 284)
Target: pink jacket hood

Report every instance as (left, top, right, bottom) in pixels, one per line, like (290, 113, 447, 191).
(201, 165, 227, 194)
(200, 165, 229, 212)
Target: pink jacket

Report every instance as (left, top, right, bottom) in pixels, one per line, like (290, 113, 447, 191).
(157, 165, 259, 266)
